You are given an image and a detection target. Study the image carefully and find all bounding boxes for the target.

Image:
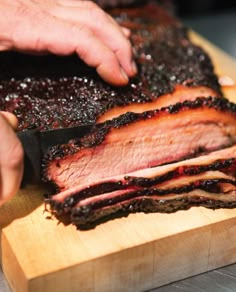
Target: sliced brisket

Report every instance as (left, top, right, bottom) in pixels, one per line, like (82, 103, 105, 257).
(44, 97, 236, 190)
(71, 187, 236, 229)
(48, 145, 236, 209)
(47, 145, 236, 228)
(0, 3, 235, 229)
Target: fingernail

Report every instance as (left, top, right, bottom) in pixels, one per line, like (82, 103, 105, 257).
(131, 61, 137, 75)
(120, 68, 129, 82)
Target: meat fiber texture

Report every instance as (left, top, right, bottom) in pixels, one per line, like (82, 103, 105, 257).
(0, 2, 236, 229)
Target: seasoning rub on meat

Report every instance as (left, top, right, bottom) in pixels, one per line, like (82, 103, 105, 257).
(0, 2, 236, 229)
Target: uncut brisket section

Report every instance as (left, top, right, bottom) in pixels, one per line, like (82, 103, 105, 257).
(44, 97, 236, 190)
(0, 3, 221, 131)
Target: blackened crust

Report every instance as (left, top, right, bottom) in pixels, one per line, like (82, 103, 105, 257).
(126, 158, 236, 187)
(70, 179, 236, 228)
(0, 4, 221, 132)
(72, 199, 236, 230)
(47, 157, 236, 211)
(47, 178, 236, 228)
(73, 178, 236, 212)
(44, 97, 236, 162)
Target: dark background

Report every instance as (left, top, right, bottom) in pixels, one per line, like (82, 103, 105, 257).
(175, 0, 236, 16)
(173, 1, 236, 59)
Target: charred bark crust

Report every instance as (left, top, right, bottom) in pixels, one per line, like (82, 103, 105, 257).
(43, 96, 236, 162)
(71, 190, 236, 229)
(0, 4, 221, 132)
(48, 178, 236, 227)
(47, 157, 236, 211)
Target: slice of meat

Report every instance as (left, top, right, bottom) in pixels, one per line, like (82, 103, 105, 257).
(75, 179, 236, 209)
(97, 85, 218, 123)
(47, 145, 236, 214)
(149, 171, 235, 190)
(49, 170, 236, 215)
(44, 97, 236, 190)
(71, 181, 236, 229)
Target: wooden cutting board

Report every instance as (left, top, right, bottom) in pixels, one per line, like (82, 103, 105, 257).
(1, 32, 236, 292)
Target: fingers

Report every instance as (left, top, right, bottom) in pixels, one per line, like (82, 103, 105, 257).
(55, 1, 131, 38)
(52, 23, 130, 85)
(0, 113, 24, 205)
(0, 0, 137, 86)
(48, 2, 136, 78)
(8, 3, 136, 85)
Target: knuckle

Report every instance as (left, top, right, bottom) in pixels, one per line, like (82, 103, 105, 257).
(70, 22, 91, 37)
(99, 51, 119, 73)
(73, 26, 96, 60)
(105, 51, 118, 65)
(83, 1, 99, 10)
(124, 38, 133, 54)
(86, 2, 106, 20)
(116, 38, 133, 58)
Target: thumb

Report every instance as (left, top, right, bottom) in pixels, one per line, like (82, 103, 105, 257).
(0, 111, 18, 130)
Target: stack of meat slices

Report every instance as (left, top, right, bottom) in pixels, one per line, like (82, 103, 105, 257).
(49, 145, 236, 227)
(0, 3, 236, 228)
(46, 98, 236, 228)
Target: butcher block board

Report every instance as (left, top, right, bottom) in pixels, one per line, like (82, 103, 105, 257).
(1, 32, 236, 292)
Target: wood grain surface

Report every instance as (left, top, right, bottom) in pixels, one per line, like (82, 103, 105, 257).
(1, 32, 236, 292)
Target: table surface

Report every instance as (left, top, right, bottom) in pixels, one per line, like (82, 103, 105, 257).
(1, 10, 236, 292)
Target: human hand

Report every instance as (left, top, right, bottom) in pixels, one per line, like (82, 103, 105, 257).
(0, 112, 24, 206)
(0, 0, 137, 86)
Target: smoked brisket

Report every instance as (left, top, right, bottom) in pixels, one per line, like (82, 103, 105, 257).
(44, 97, 236, 190)
(0, 3, 235, 229)
(47, 146, 236, 228)
(0, 3, 220, 131)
